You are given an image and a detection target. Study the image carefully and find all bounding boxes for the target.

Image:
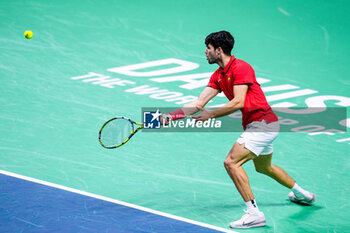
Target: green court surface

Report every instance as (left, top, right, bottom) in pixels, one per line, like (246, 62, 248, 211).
(1, 1, 350, 232)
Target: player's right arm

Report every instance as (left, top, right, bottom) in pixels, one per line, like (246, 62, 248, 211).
(161, 87, 219, 124)
(183, 86, 219, 115)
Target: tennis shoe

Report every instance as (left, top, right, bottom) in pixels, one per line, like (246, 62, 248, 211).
(288, 191, 316, 205)
(229, 210, 266, 229)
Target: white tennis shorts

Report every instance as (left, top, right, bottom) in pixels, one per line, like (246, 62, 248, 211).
(237, 120, 280, 156)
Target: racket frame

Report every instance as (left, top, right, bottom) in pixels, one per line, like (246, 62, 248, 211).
(98, 116, 143, 149)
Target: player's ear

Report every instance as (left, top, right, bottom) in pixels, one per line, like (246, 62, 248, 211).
(216, 47, 223, 55)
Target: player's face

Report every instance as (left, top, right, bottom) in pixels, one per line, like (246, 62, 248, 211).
(205, 44, 219, 64)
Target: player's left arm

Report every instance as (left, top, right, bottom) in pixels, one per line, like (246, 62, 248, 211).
(193, 84, 248, 121)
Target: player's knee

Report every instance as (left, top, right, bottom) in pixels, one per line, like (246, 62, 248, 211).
(224, 158, 238, 170)
(224, 158, 231, 168)
(255, 165, 272, 175)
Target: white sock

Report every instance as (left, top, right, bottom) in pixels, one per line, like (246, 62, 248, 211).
(245, 199, 260, 214)
(292, 183, 312, 199)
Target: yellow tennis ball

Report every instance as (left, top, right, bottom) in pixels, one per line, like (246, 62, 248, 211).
(24, 30, 33, 39)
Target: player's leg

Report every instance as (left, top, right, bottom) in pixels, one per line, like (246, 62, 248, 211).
(224, 142, 256, 201)
(225, 142, 266, 229)
(253, 154, 316, 204)
(253, 153, 294, 188)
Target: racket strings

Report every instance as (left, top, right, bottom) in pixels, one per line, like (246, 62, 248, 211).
(100, 118, 133, 148)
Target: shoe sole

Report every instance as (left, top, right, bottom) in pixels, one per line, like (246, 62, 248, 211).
(229, 220, 266, 229)
(290, 193, 316, 205)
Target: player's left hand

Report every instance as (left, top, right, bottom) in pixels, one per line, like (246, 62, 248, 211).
(192, 107, 212, 122)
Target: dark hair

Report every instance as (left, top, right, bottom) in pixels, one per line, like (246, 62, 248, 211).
(205, 31, 235, 55)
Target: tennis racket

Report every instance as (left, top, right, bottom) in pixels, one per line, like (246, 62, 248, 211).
(98, 117, 143, 149)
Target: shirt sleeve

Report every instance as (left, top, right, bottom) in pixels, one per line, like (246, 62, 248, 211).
(233, 62, 255, 86)
(207, 72, 222, 92)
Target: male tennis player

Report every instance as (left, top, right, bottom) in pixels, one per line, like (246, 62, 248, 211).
(161, 31, 316, 229)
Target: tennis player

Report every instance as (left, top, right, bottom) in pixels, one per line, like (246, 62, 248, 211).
(161, 31, 316, 229)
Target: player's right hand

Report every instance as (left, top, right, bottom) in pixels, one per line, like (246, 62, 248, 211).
(160, 114, 172, 126)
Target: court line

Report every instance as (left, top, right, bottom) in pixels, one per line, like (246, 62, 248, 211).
(0, 169, 238, 233)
